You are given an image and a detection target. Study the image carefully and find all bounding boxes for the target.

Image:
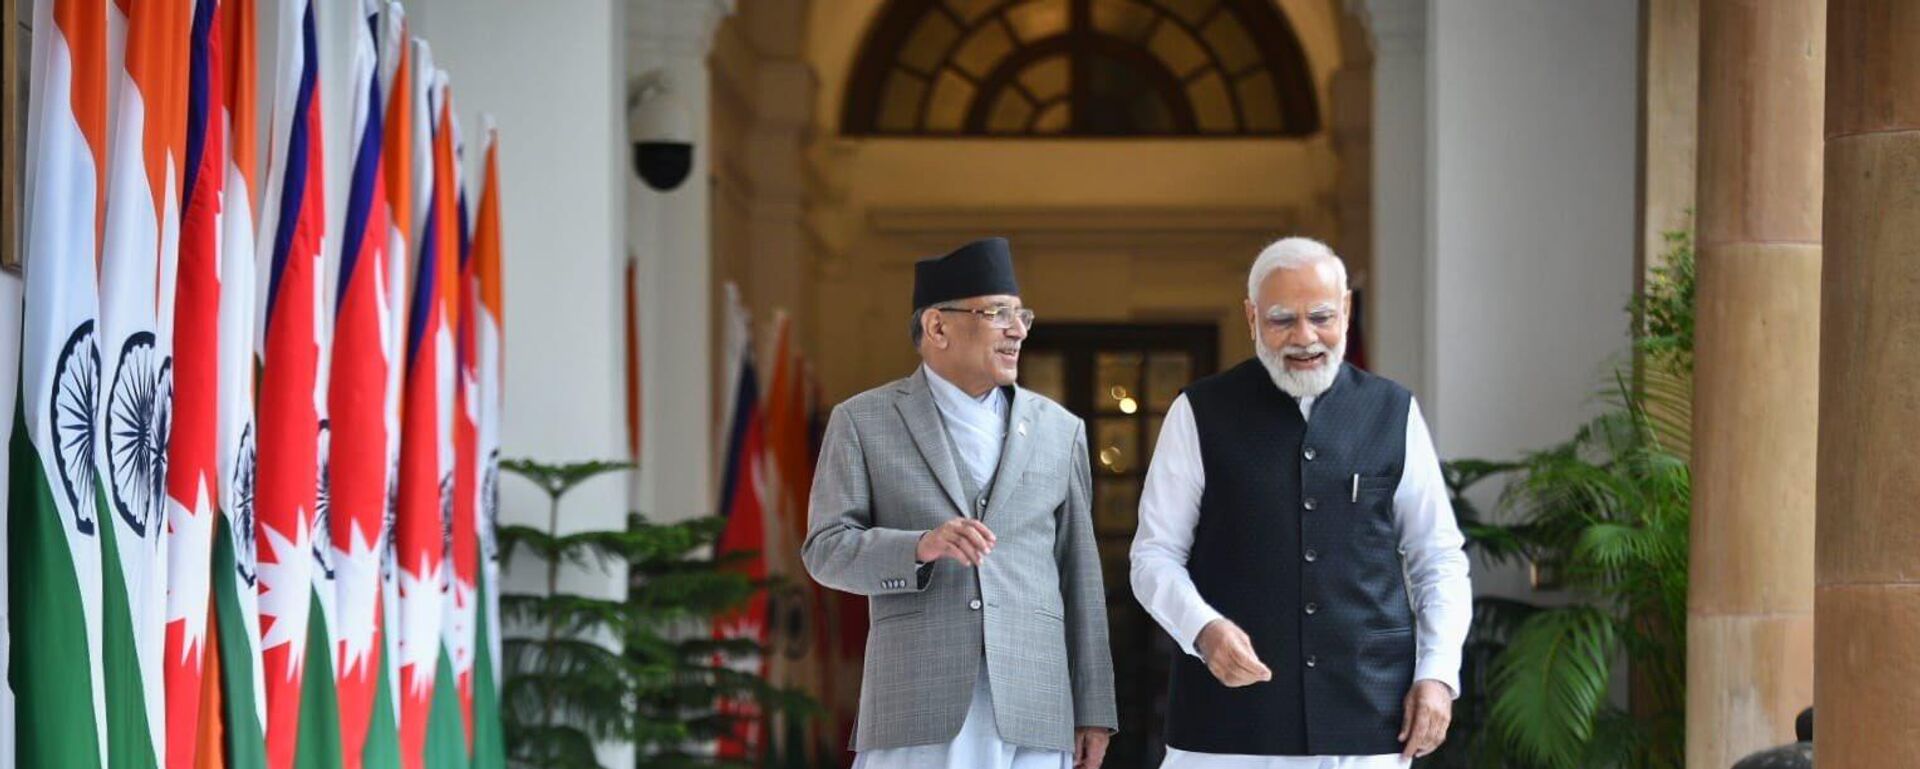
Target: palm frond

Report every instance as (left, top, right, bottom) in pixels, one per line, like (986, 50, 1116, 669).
(1488, 607, 1620, 769)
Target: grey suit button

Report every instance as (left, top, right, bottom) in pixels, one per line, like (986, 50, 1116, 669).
(1304, 602, 1319, 615)
(968, 599, 983, 611)
(1303, 498, 1318, 511)
(1304, 447, 1317, 461)
(1306, 655, 1318, 668)
(1304, 549, 1319, 563)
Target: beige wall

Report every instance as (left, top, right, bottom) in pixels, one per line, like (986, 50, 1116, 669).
(764, 0, 1364, 403)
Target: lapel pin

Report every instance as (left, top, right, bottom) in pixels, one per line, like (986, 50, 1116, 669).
(1017, 421, 1028, 436)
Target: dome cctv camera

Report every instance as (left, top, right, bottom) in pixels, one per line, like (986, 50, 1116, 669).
(630, 71, 694, 192)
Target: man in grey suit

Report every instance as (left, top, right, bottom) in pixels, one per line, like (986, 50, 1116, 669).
(803, 237, 1117, 769)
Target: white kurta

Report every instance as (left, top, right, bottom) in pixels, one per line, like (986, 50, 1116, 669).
(852, 366, 1074, 769)
(852, 667, 1072, 769)
(924, 364, 1009, 492)
(1159, 752, 1410, 769)
(1131, 391, 1472, 768)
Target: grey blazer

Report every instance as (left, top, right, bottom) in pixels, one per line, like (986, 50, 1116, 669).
(801, 368, 1117, 753)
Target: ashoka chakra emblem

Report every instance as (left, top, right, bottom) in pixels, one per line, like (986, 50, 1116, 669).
(479, 450, 500, 562)
(51, 321, 101, 536)
(107, 331, 171, 540)
(439, 472, 455, 564)
(313, 419, 335, 578)
(232, 424, 259, 585)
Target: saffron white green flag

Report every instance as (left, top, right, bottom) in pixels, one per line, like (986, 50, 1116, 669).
(10, 0, 111, 766)
(468, 116, 509, 769)
(97, 0, 190, 765)
(211, 0, 271, 765)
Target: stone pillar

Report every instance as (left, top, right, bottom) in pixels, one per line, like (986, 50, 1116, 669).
(1687, 2, 1823, 767)
(1638, 0, 1698, 273)
(1358, 0, 1431, 407)
(1818, 4, 1920, 765)
(629, 0, 732, 524)
(741, 59, 817, 339)
(715, 0, 818, 342)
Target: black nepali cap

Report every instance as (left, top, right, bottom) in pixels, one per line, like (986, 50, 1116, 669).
(912, 237, 1020, 309)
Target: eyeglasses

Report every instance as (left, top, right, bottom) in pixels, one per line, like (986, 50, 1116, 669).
(938, 304, 1035, 330)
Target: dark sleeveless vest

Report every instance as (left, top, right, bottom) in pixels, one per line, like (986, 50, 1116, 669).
(1164, 360, 1415, 756)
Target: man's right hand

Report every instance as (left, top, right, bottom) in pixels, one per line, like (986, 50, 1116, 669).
(917, 518, 996, 565)
(1195, 618, 1271, 687)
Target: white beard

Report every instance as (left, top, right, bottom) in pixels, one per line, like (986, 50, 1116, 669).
(1256, 337, 1346, 398)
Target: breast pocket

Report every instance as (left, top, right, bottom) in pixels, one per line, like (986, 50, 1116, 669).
(1355, 474, 1398, 496)
(1019, 464, 1069, 509)
(1351, 474, 1400, 537)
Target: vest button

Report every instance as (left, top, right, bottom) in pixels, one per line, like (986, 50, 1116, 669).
(968, 599, 982, 611)
(1304, 602, 1319, 615)
(1303, 446, 1317, 461)
(1304, 549, 1318, 563)
(1303, 498, 1318, 511)
(1306, 655, 1318, 668)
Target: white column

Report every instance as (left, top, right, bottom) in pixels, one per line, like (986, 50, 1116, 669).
(1359, 0, 1433, 409)
(630, 0, 732, 525)
(1425, 2, 1640, 605)
(1427, 1, 1638, 462)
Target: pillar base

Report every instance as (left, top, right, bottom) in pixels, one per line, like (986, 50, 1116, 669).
(1687, 613, 1814, 769)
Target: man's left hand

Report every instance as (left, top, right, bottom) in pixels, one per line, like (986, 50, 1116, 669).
(1074, 727, 1110, 769)
(1398, 679, 1453, 760)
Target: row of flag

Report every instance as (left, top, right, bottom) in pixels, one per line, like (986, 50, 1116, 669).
(709, 288, 868, 767)
(7, 0, 508, 767)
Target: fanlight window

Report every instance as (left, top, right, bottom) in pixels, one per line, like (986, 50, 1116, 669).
(843, 0, 1320, 137)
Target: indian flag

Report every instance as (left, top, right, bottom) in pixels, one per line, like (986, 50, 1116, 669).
(328, 1, 397, 765)
(361, 6, 416, 768)
(423, 76, 477, 768)
(395, 38, 449, 769)
(163, 0, 227, 765)
(97, 0, 190, 764)
(8, 0, 110, 765)
(254, 0, 328, 764)
(211, 0, 268, 764)
(468, 117, 508, 769)
(419, 69, 471, 769)
(300, 0, 354, 757)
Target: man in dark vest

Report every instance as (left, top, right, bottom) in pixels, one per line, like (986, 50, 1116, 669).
(1130, 237, 1471, 768)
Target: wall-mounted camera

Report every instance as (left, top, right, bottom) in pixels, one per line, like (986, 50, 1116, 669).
(629, 70, 694, 192)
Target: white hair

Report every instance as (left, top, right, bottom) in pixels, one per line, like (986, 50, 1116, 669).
(1246, 237, 1348, 300)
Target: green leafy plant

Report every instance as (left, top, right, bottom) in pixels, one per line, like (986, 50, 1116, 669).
(496, 459, 806, 769)
(1424, 225, 1695, 769)
(1629, 225, 1696, 377)
(1482, 393, 1690, 769)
